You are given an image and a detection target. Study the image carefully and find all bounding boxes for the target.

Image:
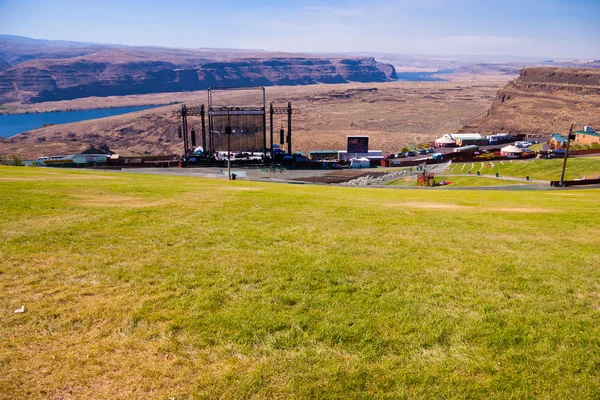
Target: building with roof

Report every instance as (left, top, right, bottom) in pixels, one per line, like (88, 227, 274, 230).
(338, 150, 383, 162)
(487, 133, 513, 145)
(549, 133, 568, 149)
(434, 136, 457, 147)
(575, 130, 600, 145)
(501, 145, 524, 157)
(453, 145, 479, 154)
(444, 133, 489, 147)
(33, 154, 109, 167)
(309, 150, 341, 160)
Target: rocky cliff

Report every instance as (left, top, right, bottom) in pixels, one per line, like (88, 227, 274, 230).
(463, 67, 600, 134)
(0, 36, 397, 104)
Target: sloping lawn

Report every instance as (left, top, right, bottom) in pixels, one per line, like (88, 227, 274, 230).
(1, 167, 599, 399)
(388, 175, 527, 187)
(448, 157, 600, 180)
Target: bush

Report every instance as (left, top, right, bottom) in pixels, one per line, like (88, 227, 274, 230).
(11, 155, 23, 166)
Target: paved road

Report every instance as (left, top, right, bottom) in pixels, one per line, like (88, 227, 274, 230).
(391, 136, 549, 162)
(112, 166, 338, 181)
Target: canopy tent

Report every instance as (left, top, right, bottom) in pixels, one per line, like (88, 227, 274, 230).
(434, 136, 457, 147)
(501, 145, 523, 156)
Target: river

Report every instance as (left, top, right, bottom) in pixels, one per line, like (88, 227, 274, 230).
(0, 105, 166, 138)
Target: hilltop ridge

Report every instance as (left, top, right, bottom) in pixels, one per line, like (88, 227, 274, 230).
(463, 67, 600, 134)
(0, 36, 397, 104)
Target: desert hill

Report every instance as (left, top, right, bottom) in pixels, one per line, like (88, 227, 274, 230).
(463, 67, 600, 134)
(0, 35, 396, 104)
(0, 81, 505, 159)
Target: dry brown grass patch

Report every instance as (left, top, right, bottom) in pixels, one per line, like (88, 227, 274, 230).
(73, 194, 175, 208)
(384, 202, 472, 210)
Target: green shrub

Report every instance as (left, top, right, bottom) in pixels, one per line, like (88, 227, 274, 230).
(11, 155, 24, 166)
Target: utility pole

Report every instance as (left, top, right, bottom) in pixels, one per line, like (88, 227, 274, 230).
(200, 104, 206, 153)
(227, 110, 232, 180)
(287, 102, 292, 156)
(181, 104, 189, 161)
(559, 123, 574, 187)
(270, 103, 274, 161)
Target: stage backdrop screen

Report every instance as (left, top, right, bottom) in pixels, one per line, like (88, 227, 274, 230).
(347, 136, 369, 153)
(209, 110, 265, 152)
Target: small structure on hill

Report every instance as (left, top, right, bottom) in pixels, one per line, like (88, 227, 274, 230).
(444, 133, 488, 146)
(417, 171, 435, 187)
(549, 133, 568, 149)
(487, 133, 513, 145)
(453, 145, 479, 154)
(575, 128, 600, 145)
(500, 145, 523, 156)
(309, 150, 340, 160)
(350, 157, 371, 168)
(434, 136, 457, 147)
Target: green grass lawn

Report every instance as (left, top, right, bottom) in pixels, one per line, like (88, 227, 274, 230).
(447, 156, 600, 181)
(529, 143, 544, 152)
(1, 167, 600, 399)
(434, 176, 527, 187)
(387, 175, 527, 187)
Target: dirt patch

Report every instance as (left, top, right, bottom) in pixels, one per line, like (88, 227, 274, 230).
(0, 177, 40, 181)
(0, 174, 119, 182)
(224, 187, 262, 191)
(49, 174, 119, 180)
(73, 194, 174, 208)
(385, 202, 471, 210)
(491, 207, 556, 213)
(383, 203, 556, 213)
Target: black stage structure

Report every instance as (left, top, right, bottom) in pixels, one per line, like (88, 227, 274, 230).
(173, 87, 299, 164)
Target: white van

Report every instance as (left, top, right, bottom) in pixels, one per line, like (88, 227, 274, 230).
(515, 141, 531, 148)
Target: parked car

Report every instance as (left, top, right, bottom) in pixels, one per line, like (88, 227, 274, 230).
(426, 148, 434, 153)
(417, 149, 427, 155)
(515, 141, 532, 148)
(396, 152, 406, 158)
(406, 151, 417, 157)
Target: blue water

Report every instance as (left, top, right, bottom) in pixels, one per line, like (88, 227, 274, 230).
(0, 105, 166, 138)
(395, 69, 453, 82)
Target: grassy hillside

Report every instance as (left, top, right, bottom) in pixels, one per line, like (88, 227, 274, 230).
(387, 175, 528, 187)
(447, 157, 600, 181)
(1, 167, 599, 398)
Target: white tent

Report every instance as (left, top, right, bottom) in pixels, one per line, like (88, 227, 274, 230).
(435, 136, 457, 147)
(350, 157, 371, 168)
(501, 145, 523, 156)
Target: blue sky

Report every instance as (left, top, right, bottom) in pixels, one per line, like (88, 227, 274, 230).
(1, 0, 599, 58)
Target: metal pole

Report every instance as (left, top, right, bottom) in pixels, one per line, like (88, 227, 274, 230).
(559, 123, 574, 187)
(270, 103, 274, 161)
(201, 104, 206, 154)
(181, 104, 189, 161)
(208, 89, 213, 153)
(262, 88, 267, 157)
(227, 110, 231, 180)
(287, 102, 292, 156)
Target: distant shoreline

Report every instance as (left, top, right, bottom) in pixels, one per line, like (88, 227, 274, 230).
(0, 104, 172, 139)
(0, 102, 177, 116)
